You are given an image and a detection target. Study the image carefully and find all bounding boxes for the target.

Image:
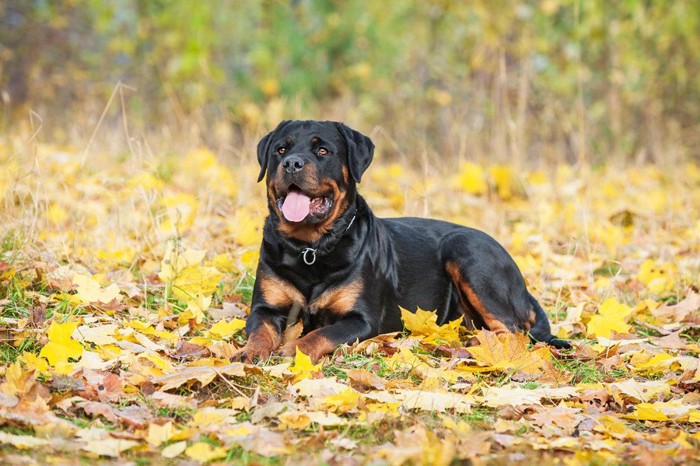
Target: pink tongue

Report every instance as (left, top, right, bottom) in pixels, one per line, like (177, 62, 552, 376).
(282, 191, 311, 222)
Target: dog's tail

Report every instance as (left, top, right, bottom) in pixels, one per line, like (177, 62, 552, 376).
(528, 293, 571, 349)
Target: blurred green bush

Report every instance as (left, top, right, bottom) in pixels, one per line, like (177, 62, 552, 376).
(1, 0, 698, 163)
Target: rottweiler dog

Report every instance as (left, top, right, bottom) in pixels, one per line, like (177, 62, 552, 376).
(237, 120, 570, 363)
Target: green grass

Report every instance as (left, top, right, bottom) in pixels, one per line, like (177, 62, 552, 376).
(235, 272, 256, 304)
(553, 357, 628, 384)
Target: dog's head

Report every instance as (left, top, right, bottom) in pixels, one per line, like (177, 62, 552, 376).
(257, 120, 374, 243)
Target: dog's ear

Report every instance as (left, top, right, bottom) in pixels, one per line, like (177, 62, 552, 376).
(335, 122, 374, 183)
(257, 120, 291, 182)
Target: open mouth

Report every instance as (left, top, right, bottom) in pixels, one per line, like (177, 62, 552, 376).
(276, 185, 334, 223)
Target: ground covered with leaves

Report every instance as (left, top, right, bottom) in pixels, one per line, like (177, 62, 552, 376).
(1, 144, 699, 465)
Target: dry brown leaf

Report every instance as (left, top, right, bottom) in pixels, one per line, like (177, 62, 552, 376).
(346, 369, 387, 391)
(151, 363, 245, 390)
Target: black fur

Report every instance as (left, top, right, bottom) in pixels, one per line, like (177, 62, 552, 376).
(237, 120, 570, 363)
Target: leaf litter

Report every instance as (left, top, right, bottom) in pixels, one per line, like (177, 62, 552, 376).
(0, 145, 699, 464)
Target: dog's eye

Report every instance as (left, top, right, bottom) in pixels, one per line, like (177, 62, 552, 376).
(277, 147, 286, 155)
(318, 148, 329, 156)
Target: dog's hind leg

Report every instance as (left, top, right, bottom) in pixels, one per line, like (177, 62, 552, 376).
(440, 230, 569, 348)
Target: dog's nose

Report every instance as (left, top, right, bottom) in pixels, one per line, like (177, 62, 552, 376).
(282, 155, 305, 174)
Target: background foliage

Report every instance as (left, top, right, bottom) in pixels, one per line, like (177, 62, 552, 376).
(1, 1, 700, 464)
(1, 0, 699, 164)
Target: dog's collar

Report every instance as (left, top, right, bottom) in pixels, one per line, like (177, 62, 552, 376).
(299, 211, 357, 265)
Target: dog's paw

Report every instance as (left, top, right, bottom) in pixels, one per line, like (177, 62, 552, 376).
(277, 341, 298, 358)
(231, 344, 272, 364)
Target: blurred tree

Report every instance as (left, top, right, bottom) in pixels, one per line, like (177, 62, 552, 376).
(0, 0, 697, 162)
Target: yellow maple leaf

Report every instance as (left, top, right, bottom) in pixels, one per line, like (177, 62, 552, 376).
(289, 348, 323, 382)
(385, 346, 433, 373)
(72, 273, 121, 304)
(0, 361, 31, 397)
(586, 297, 633, 338)
(19, 352, 49, 373)
(622, 403, 669, 422)
(210, 253, 236, 272)
(170, 264, 222, 301)
(633, 352, 676, 375)
(158, 243, 206, 282)
(184, 442, 227, 462)
(400, 307, 461, 345)
(209, 318, 246, 339)
(593, 415, 633, 439)
(159, 243, 223, 323)
(323, 388, 361, 413)
(183, 294, 213, 323)
(637, 259, 676, 294)
(278, 411, 312, 430)
(39, 321, 83, 366)
(466, 330, 550, 375)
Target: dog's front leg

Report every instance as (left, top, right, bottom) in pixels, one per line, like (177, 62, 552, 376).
(279, 313, 374, 362)
(234, 306, 286, 363)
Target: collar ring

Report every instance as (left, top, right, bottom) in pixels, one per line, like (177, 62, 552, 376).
(301, 247, 317, 265)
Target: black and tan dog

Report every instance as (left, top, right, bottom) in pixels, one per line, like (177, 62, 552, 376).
(237, 120, 569, 363)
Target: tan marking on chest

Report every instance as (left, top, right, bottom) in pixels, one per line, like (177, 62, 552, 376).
(258, 273, 306, 308)
(310, 279, 363, 315)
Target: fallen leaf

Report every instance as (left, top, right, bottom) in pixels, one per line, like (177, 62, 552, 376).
(586, 297, 633, 338)
(464, 330, 550, 375)
(161, 440, 187, 458)
(72, 273, 121, 304)
(151, 363, 245, 390)
(289, 348, 323, 382)
(185, 441, 228, 462)
(39, 321, 83, 366)
(401, 307, 461, 345)
(82, 438, 140, 457)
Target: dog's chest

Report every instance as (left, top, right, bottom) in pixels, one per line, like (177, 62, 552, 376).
(291, 278, 363, 318)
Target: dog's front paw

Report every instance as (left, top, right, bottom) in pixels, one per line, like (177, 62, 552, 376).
(232, 343, 273, 364)
(277, 340, 298, 358)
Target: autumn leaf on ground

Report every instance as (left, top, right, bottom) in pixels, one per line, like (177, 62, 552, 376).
(185, 442, 228, 462)
(73, 324, 118, 345)
(586, 297, 633, 338)
(396, 389, 473, 413)
(72, 273, 121, 304)
(610, 379, 670, 403)
(620, 402, 695, 422)
(323, 388, 361, 413)
(146, 421, 175, 447)
(158, 242, 223, 322)
(637, 259, 677, 294)
(289, 348, 323, 383)
(464, 330, 551, 375)
(400, 307, 461, 345)
(208, 318, 246, 339)
(39, 321, 83, 367)
(480, 384, 578, 408)
(150, 363, 245, 390)
(278, 411, 312, 430)
(82, 438, 140, 457)
(651, 289, 700, 323)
